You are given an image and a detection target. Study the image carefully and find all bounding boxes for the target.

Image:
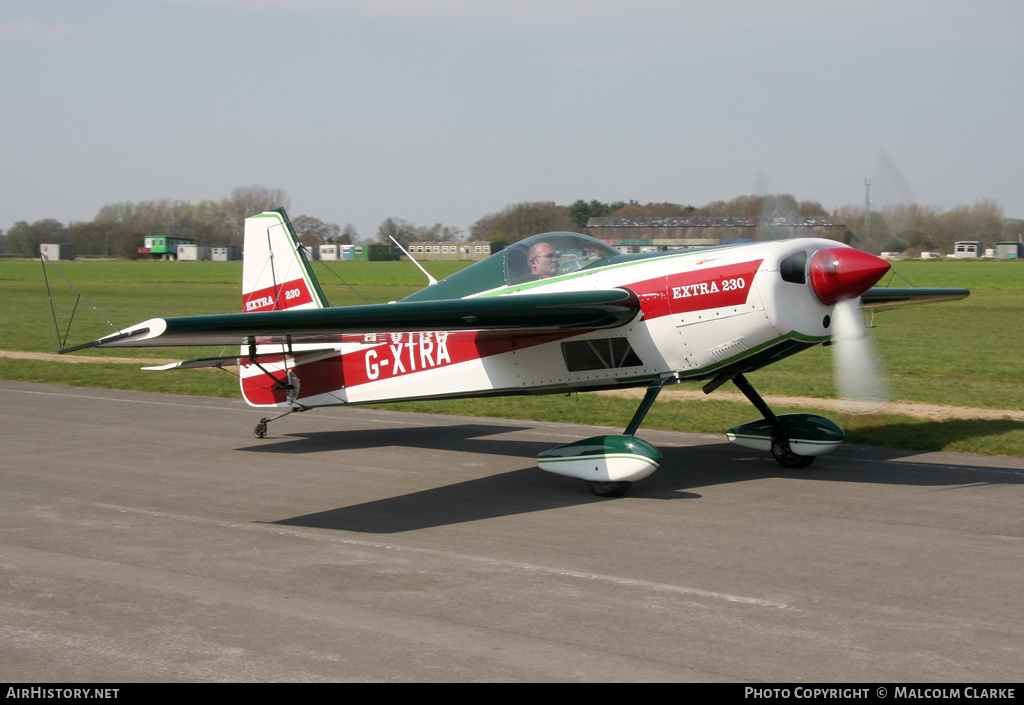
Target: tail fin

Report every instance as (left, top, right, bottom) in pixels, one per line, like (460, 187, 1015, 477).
(242, 209, 328, 313)
(239, 209, 331, 408)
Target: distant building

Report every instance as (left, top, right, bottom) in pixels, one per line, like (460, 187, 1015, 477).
(952, 241, 983, 259)
(39, 243, 75, 261)
(177, 244, 212, 261)
(316, 243, 395, 261)
(586, 215, 846, 250)
(995, 242, 1021, 260)
(212, 246, 241, 261)
(404, 241, 497, 262)
(139, 237, 195, 259)
(329, 243, 396, 261)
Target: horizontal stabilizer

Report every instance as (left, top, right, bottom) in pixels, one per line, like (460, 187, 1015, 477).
(141, 348, 340, 371)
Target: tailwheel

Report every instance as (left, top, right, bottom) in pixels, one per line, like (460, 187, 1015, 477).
(771, 441, 815, 469)
(251, 406, 308, 439)
(585, 481, 633, 498)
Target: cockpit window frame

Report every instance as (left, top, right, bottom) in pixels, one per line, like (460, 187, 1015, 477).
(504, 232, 621, 286)
(400, 232, 620, 303)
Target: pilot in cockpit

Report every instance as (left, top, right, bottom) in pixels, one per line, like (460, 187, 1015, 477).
(525, 241, 559, 280)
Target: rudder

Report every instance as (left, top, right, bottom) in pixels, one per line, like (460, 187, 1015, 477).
(239, 209, 334, 408)
(242, 209, 328, 313)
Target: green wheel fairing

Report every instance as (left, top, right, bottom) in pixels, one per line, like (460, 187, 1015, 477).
(726, 414, 845, 457)
(537, 435, 662, 483)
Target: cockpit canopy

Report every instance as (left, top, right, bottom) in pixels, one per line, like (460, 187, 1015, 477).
(504, 232, 620, 286)
(402, 232, 621, 302)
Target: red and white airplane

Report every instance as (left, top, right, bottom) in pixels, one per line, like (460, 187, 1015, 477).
(65, 210, 969, 496)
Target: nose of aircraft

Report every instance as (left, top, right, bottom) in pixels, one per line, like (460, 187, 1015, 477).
(808, 247, 891, 305)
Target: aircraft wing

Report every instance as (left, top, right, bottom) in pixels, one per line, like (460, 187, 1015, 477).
(861, 286, 970, 310)
(62, 289, 640, 352)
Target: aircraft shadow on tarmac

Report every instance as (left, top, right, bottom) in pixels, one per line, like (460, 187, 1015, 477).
(238, 422, 1023, 534)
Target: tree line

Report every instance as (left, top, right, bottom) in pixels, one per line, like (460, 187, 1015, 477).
(2, 185, 1021, 257)
(1, 185, 357, 259)
(458, 196, 1023, 256)
(835, 199, 1021, 256)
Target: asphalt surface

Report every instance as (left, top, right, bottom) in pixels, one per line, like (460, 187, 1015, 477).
(2, 381, 1022, 682)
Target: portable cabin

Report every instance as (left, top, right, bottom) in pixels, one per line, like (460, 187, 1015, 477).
(211, 246, 241, 261)
(39, 243, 75, 261)
(177, 244, 211, 261)
(139, 237, 195, 259)
(995, 242, 1021, 260)
(953, 241, 983, 259)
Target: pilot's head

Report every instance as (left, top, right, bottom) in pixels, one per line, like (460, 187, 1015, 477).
(528, 242, 559, 278)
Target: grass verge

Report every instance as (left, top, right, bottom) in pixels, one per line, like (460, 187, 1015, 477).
(3, 358, 1022, 457)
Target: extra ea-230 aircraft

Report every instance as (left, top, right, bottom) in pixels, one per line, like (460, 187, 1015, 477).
(64, 209, 969, 497)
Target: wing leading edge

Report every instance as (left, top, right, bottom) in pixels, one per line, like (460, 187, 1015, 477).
(61, 288, 641, 352)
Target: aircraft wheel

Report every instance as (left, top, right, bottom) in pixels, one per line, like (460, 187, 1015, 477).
(585, 480, 632, 497)
(253, 420, 267, 439)
(771, 445, 815, 469)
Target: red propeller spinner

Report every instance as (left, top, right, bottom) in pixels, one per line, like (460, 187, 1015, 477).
(809, 248, 891, 305)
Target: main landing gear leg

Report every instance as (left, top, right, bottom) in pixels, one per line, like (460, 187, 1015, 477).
(584, 378, 667, 498)
(731, 374, 814, 469)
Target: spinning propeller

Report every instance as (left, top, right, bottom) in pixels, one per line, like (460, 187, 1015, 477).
(809, 248, 892, 414)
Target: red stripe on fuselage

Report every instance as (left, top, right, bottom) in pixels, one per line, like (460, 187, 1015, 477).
(240, 330, 580, 404)
(341, 330, 574, 388)
(625, 259, 762, 320)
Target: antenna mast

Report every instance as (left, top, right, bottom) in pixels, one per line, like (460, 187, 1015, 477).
(864, 178, 872, 235)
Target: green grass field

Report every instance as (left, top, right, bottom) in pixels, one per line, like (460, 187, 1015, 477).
(2, 256, 1022, 456)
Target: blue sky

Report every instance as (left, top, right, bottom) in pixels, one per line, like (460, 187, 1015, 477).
(3, 1, 1022, 238)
